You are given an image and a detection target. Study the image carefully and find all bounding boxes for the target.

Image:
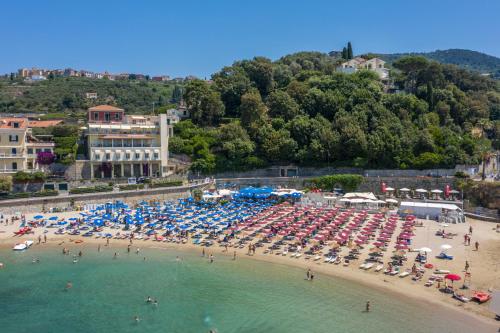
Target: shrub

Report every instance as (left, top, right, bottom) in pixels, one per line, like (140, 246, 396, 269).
(118, 184, 145, 191)
(310, 174, 364, 192)
(0, 190, 58, 200)
(150, 180, 183, 188)
(454, 171, 470, 178)
(69, 185, 113, 194)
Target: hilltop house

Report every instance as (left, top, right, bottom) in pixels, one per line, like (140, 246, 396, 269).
(338, 57, 389, 79)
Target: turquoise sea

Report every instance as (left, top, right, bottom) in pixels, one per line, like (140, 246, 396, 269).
(0, 245, 492, 333)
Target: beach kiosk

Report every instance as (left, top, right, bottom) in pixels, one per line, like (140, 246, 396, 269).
(398, 201, 464, 222)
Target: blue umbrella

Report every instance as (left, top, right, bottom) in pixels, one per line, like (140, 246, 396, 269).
(34, 215, 44, 219)
(48, 216, 59, 221)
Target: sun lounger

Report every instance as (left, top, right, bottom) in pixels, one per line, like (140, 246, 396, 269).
(433, 269, 450, 274)
(313, 255, 321, 261)
(424, 280, 434, 287)
(375, 264, 384, 272)
(359, 263, 367, 269)
(364, 263, 374, 270)
(399, 271, 410, 278)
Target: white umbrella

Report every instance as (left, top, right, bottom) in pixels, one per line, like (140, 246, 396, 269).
(416, 189, 427, 193)
(400, 188, 410, 192)
(441, 244, 452, 250)
(385, 198, 398, 203)
(418, 247, 432, 253)
(431, 189, 443, 194)
(385, 187, 395, 191)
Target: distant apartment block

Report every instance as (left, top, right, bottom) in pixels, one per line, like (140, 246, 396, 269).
(85, 92, 98, 99)
(0, 118, 55, 174)
(85, 105, 177, 179)
(337, 57, 389, 79)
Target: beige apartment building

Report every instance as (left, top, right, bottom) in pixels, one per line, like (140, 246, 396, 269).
(86, 105, 177, 179)
(0, 118, 55, 174)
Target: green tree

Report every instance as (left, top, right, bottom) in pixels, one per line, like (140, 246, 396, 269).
(266, 90, 300, 121)
(184, 80, 225, 126)
(239, 90, 267, 128)
(347, 42, 353, 59)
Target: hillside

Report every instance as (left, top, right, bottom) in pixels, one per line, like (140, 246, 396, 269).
(0, 77, 183, 118)
(372, 49, 500, 79)
(170, 51, 500, 174)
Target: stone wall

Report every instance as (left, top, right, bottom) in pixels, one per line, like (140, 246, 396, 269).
(0, 182, 209, 215)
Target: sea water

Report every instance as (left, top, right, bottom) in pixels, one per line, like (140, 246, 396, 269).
(0, 246, 490, 333)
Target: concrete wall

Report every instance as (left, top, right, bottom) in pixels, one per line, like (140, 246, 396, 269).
(0, 182, 209, 214)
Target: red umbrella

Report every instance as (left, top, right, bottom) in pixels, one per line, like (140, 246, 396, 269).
(444, 274, 461, 281)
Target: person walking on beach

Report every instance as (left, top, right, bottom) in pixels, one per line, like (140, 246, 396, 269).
(127, 245, 131, 253)
(106, 238, 110, 246)
(464, 261, 470, 272)
(469, 225, 473, 234)
(44, 234, 47, 243)
(365, 301, 370, 312)
(474, 241, 479, 251)
(38, 235, 42, 244)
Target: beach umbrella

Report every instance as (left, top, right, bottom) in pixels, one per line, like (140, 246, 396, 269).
(440, 244, 452, 250)
(444, 274, 461, 281)
(415, 189, 427, 193)
(418, 247, 432, 253)
(34, 215, 44, 219)
(48, 216, 59, 221)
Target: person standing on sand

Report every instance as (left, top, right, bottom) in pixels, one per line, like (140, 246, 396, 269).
(44, 234, 47, 243)
(465, 261, 469, 272)
(306, 269, 311, 280)
(469, 226, 473, 234)
(474, 241, 479, 251)
(38, 235, 42, 244)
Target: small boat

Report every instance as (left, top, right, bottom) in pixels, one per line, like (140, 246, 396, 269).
(472, 291, 491, 303)
(13, 240, 34, 251)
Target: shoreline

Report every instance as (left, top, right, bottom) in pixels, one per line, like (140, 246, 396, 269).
(1, 234, 497, 329)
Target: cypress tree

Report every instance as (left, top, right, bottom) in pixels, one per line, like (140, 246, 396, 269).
(347, 42, 353, 59)
(342, 47, 348, 60)
(427, 82, 434, 110)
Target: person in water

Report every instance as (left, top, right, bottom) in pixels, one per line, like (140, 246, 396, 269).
(365, 300, 370, 312)
(65, 281, 73, 291)
(78, 250, 82, 257)
(146, 296, 152, 303)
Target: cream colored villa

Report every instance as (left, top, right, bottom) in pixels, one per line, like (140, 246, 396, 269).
(0, 118, 55, 174)
(86, 105, 177, 179)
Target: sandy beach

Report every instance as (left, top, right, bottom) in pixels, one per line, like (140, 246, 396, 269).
(0, 208, 499, 329)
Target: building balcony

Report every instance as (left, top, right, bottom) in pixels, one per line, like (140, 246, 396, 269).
(0, 153, 25, 158)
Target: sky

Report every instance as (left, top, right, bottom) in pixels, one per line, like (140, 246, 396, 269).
(1, 0, 499, 78)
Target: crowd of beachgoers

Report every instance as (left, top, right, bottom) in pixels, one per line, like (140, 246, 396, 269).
(1, 195, 499, 322)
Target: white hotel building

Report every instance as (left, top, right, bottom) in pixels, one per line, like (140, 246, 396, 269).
(86, 105, 177, 179)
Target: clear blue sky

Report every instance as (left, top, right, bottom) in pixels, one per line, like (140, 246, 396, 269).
(1, 0, 499, 78)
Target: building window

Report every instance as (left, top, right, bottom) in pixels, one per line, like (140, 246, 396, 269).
(28, 148, 33, 154)
(154, 153, 159, 160)
(36, 149, 42, 153)
(13, 122, 19, 128)
(145, 153, 150, 159)
(135, 153, 140, 159)
(12, 162, 17, 170)
(93, 112, 99, 120)
(167, 119, 171, 125)
(11, 148, 17, 155)
(105, 113, 110, 121)
(125, 153, 130, 160)
(44, 148, 51, 152)
(115, 113, 120, 120)
(9, 135, 18, 142)
(95, 153, 100, 160)
(116, 153, 120, 159)
(106, 153, 111, 160)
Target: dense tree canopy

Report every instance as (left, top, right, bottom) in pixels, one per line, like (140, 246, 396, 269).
(177, 53, 499, 173)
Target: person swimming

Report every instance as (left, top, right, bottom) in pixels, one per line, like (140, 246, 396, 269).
(65, 281, 73, 291)
(146, 296, 152, 303)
